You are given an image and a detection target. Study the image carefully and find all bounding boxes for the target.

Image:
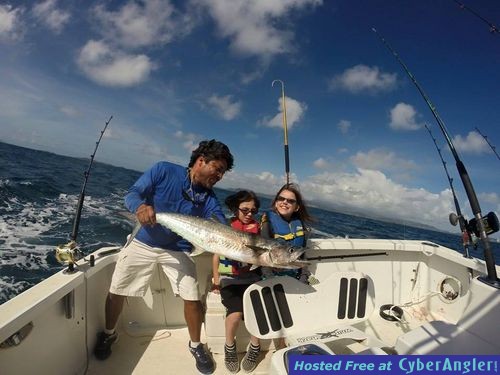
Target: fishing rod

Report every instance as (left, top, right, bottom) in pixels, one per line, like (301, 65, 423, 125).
(475, 126, 500, 161)
(272, 79, 290, 185)
(372, 28, 499, 287)
(424, 124, 471, 258)
(55, 116, 113, 268)
(451, 0, 499, 35)
(71, 116, 113, 241)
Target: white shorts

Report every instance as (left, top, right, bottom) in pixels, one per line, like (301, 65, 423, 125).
(109, 239, 199, 301)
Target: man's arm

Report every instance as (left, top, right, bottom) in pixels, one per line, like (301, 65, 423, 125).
(124, 163, 160, 225)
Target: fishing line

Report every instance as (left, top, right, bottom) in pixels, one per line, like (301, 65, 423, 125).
(372, 28, 499, 287)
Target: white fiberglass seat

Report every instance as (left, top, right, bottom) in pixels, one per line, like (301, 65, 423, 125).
(243, 272, 375, 340)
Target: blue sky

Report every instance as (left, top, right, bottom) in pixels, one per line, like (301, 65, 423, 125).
(1, 0, 499, 235)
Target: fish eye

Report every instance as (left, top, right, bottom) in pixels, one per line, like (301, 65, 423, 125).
(288, 247, 295, 254)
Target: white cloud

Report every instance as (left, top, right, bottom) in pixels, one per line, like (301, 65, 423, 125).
(328, 65, 397, 94)
(0, 4, 24, 41)
(301, 169, 455, 232)
(59, 105, 79, 117)
(452, 131, 490, 155)
(263, 96, 307, 129)
(338, 119, 351, 134)
(350, 148, 418, 172)
(93, 0, 194, 49)
(203, 0, 322, 60)
(77, 40, 154, 87)
(174, 130, 201, 152)
(33, 0, 70, 34)
(389, 102, 422, 130)
(219, 170, 295, 196)
(207, 94, 242, 120)
(313, 157, 329, 169)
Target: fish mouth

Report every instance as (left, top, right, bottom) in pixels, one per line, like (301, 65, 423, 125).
(271, 247, 307, 267)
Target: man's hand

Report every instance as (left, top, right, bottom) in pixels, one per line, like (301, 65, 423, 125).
(136, 204, 156, 226)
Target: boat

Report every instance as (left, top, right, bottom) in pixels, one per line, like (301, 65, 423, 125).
(1, 228, 499, 374)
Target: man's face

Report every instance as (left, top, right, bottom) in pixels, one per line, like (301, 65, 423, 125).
(193, 157, 228, 189)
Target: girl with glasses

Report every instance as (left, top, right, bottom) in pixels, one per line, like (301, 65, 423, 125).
(261, 183, 313, 281)
(261, 183, 313, 349)
(211, 190, 262, 373)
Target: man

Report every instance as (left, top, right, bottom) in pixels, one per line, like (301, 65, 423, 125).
(94, 139, 234, 375)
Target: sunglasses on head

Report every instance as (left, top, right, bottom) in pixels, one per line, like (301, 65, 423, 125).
(238, 207, 258, 215)
(276, 196, 297, 205)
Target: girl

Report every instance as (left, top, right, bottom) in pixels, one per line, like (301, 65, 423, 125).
(212, 190, 262, 373)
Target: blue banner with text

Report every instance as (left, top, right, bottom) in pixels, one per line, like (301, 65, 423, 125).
(288, 355, 500, 375)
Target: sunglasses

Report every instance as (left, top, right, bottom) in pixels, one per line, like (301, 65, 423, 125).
(238, 207, 258, 215)
(276, 196, 297, 205)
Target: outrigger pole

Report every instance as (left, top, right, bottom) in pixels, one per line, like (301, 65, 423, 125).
(272, 80, 290, 185)
(424, 124, 471, 258)
(475, 127, 500, 161)
(373, 28, 499, 287)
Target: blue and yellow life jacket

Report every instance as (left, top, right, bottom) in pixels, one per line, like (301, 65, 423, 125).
(267, 211, 306, 247)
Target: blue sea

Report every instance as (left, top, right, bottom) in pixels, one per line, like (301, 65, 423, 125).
(1, 141, 499, 305)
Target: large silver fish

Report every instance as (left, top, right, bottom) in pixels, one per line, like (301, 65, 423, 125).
(153, 212, 308, 269)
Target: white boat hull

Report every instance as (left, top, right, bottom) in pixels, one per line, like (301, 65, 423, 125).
(1, 239, 499, 374)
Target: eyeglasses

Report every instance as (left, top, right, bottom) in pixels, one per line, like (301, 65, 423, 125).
(238, 207, 258, 215)
(276, 196, 297, 205)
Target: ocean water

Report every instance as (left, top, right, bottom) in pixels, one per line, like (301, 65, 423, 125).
(1, 141, 498, 305)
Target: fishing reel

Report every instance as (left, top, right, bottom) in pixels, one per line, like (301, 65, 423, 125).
(449, 211, 499, 237)
(55, 240, 83, 272)
(467, 212, 500, 237)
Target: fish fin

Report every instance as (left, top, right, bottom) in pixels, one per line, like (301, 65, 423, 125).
(190, 246, 205, 257)
(124, 222, 141, 248)
(245, 244, 268, 255)
(117, 210, 136, 223)
(249, 265, 260, 271)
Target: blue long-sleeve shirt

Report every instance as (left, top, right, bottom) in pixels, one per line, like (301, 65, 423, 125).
(125, 161, 225, 251)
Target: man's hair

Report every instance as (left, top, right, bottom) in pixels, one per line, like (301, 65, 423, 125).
(188, 139, 234, 171)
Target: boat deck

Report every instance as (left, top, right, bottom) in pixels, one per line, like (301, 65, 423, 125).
(87, 327, 273, 375)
